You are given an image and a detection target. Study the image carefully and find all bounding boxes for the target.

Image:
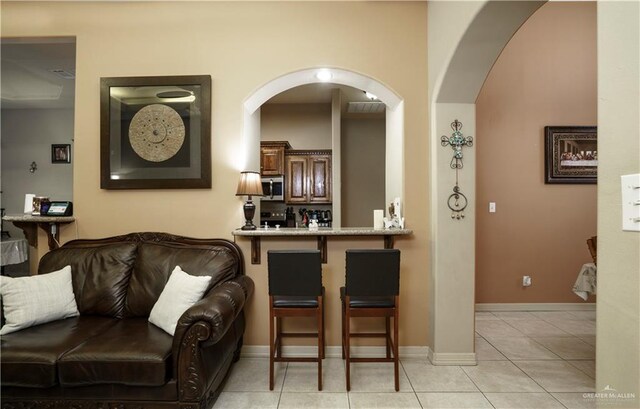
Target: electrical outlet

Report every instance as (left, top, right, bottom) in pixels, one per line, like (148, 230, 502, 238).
(523, 275, 532, 287)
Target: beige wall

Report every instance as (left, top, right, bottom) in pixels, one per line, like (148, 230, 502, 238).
(261, 103, 331, 150)
(475, 2, 597, 304)
(341, 118, 385, 227)
(597, 2, 640, 405)
(1, 1, 429, 348)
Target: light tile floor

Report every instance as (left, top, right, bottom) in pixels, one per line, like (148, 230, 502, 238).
(213, 310, 596, 408)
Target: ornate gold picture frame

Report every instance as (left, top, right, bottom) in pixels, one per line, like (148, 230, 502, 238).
(544, 126, 597, 184)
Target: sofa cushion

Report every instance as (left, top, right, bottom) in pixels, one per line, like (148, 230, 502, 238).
(0, 265, 79, 335)
(58, 318, 173, 387)
(0, 316, 118, 388)
(125, 243, 238, 317)
(148, 266, 211, 335)
(38, 243, 137, 318)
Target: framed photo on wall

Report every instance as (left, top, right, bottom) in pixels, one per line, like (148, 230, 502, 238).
(100, 75, 212, 189)
(52, 144, 71, 163)
(544, 126, 597, 184)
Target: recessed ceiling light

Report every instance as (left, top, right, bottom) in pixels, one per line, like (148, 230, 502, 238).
(315, 70, 333, 82)
(365, 91, 378, 100)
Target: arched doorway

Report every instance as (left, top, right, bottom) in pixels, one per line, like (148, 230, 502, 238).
(242, 67, 405, 227)
(427, 1, 545, 365)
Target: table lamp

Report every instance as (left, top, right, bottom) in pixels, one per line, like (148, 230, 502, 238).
(236, 171, 264, 230)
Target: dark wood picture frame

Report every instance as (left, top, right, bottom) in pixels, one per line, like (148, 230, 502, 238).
(51, 144, 71, 163)
(100, 75, 211, 189)
(544, 126, 597, 184)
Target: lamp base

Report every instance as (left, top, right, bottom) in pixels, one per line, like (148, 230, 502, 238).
(241, 198, 257, 230)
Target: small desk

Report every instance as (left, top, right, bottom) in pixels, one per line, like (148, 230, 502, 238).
(233, 227, 413, 264)
(2, 214, 76, 250)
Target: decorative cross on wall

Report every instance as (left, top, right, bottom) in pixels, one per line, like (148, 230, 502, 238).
(441, 119, 473, 169)
(441, 119, 473, 220)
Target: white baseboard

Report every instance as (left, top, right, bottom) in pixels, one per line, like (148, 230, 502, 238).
(427, 347, 477, 366)
(476, 303, 596, 312)
(241, 345, 429, 359)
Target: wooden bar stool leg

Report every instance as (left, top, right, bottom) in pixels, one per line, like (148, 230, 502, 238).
(317, 296, 323, 391)
(345, 296, 351, 391)
(386, 317, 391, 359)
(394, 298, 399, 392)
(276, 317, 283, 358)
(341, 300, 346, 359)
(269, 299, 275, 391)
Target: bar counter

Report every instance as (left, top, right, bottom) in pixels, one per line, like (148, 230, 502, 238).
(232, 227, 412, 264)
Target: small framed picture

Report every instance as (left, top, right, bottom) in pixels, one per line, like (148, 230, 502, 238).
(544, 126, 597, 184)
(52, 144, 71, 164)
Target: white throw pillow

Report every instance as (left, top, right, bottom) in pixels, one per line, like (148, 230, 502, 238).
(148, 266, 211, 335)
(0, 265, 79, 335)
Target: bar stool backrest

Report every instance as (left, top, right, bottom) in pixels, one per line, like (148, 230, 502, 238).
(268, 250, 322, 297)
(345, 249, 400, 297)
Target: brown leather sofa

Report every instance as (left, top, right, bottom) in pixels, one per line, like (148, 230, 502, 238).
(1, 232, 254, 409)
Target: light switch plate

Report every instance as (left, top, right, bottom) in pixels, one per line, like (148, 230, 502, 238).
(489, 202, 496, 213)
(621, 174, 640, 232)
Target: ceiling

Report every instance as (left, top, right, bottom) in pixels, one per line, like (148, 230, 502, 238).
(1, 40, 76, 110)
(267, 83, 386, 118)
(0, 40, 382, 117)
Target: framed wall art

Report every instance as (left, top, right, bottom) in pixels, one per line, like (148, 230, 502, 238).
(100, 75, 211, 189)
(544, 126, 597, 184)
(52, 144, 71, 163)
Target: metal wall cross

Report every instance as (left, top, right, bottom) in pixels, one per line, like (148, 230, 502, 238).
(441, 119, 473, 220)
(441, 119, 473, 169)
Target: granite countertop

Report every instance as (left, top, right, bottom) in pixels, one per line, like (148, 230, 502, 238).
(3, 214, 76, 223)
(232, 227, 412, 236)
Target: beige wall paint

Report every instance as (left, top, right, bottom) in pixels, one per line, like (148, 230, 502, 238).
(261, 103, 331, 150)
(341, 118, 385, 227)
(1, 1, 428, 347)
(475, 2, 597, 303)
(597, 2, 640, 405)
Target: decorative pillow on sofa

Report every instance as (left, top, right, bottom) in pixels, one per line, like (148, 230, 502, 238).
(0, 265, 79, 335)
(148, 266, 211, 335)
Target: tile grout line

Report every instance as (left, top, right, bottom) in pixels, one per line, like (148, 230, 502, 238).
(276, 362, 287, 409)
(458, 362, 497, 409)
(398, 359, 424, 408)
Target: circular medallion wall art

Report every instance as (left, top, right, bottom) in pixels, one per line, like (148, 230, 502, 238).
(129, 104, 186, 162)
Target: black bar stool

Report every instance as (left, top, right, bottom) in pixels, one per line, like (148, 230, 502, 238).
(267, 250, 325, 391)
(341, 249, 401, 391)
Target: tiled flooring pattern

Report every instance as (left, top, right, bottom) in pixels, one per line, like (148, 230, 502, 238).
(214, 310, 595, 408)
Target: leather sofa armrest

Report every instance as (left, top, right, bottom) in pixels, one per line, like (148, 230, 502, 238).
(172, 275, 254, 401)
(173, 275, 254, 350)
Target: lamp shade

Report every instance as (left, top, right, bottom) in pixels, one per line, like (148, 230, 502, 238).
(236, 171, 264, 196)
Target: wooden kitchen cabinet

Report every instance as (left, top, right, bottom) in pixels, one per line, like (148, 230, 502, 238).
(260, 141, 290, 176)
(285, 150, 332, 204)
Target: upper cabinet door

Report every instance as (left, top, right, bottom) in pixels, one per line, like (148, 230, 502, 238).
(260, 141, 290, 176)
(260, 147, 284, 176)
(308, 155, 332, 203)
(285, 155, 308, 203)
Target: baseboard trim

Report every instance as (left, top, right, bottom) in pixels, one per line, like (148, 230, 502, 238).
(427, 347, 477, 366)
(241, 345, 429, 359)
(476, 303, 596, 312)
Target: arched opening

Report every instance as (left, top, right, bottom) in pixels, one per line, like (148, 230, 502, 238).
(242, 67, 405, 228)
(428, 1, 545, 365)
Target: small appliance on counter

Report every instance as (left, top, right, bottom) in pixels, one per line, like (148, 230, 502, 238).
(298, 208, 332, 228)
(259, 211, 286, 228)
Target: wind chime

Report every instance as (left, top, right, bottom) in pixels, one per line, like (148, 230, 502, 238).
(441, 119, 473, 220)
